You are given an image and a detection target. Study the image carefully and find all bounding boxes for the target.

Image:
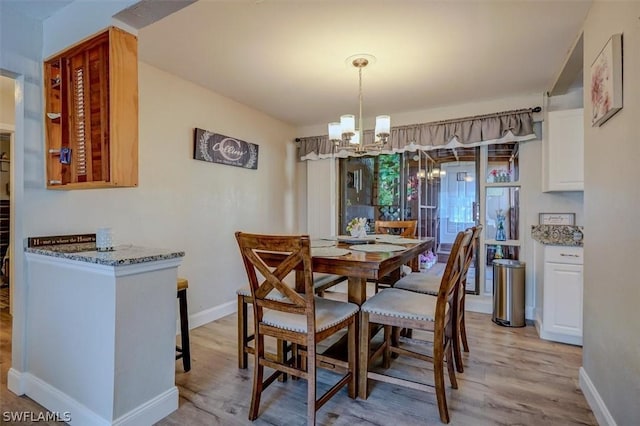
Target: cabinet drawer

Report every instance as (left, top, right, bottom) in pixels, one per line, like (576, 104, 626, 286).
(545, 245, 583, 264)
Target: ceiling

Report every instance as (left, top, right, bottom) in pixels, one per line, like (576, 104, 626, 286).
(1, 0, 73, 20)
(6, 0, 591, 129)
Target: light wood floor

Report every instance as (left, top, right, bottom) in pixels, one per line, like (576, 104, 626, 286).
(0, 298, 596, 426)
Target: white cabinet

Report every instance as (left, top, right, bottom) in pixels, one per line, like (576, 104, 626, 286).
(544, 108, 584, 191)
(540, 245, 583, 345)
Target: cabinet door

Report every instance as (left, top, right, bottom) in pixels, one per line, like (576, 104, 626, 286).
(546, 108, 584, 191)
(543, 261, 583, 336)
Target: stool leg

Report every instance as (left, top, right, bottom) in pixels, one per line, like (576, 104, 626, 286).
(238, 295, 248, 369)
(178, 289, 191, 372)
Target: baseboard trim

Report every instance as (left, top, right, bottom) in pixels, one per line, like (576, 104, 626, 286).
(10, 371, 178, 426)
(7, 368, 25, 395)
(184, 300, 236, 331)
(579, 367, 617, 426)
(21, 372, 110, 425)
(113, 387, 178, 426)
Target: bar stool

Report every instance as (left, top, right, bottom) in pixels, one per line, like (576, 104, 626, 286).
(176, 278, 191, 372)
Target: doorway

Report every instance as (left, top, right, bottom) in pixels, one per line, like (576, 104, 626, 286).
(0, 75, 14, 312)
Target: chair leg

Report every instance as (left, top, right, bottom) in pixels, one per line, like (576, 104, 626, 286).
(347, 319, 357, 399)
(358, 311, 371, 399)
(383, 326, 393, 368)
(306, 341, 317, 426)
(460, 308, 470, 353)
(249, 334, 264, 421)
(277, 339, 288, 382)
(178, 289, 191, 372)
(238, 295, 248, 369)
(433, 333, 450, 424)
(452, 322, 464, 374)
(446, 338, 458, 390)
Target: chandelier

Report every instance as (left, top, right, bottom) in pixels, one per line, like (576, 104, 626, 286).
(328, 55, 390, 153)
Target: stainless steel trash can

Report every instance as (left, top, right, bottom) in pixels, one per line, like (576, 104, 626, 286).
(492, 259, 526, 327)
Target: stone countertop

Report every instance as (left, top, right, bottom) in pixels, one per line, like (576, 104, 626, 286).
(531, 225, 584, 247)
(25, 243, 185, 266)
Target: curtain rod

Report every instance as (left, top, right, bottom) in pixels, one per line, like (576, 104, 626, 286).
(416, 106, 541, 127)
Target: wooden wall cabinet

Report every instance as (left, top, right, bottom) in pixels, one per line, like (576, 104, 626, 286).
(44, 27, 138, 189)
(543, 108, 584, 192)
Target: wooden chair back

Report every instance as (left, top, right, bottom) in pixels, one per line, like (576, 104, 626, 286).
(235, 232, 315, 329)
(435, 229, 473, 335)
(374, 220, 417, 237)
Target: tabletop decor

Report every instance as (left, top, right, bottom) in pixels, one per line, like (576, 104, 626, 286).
(590, 33, 622, 127)
(194, 128, 259, 169)
(346, 217, 369, 237)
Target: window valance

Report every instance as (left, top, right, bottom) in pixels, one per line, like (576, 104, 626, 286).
(298, 108, 537, 161)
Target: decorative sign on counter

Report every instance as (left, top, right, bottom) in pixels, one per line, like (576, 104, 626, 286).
(539, 213, 575, 225)
(27, 233, 96, 248)
(193, 128, 259, 170)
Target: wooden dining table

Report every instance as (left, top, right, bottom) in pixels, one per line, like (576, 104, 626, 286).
(297, 237, 435, 306)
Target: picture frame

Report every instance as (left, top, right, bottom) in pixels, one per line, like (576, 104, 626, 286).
(193, 128, 259, 170)
(539, 213, 575, 226)
(590, 33, 622, 127)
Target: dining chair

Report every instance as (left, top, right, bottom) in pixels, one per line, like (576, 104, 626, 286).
(392, 225, 482, 373)
(358, 229, 471, 424)
(374, 220, 417, 237)
(373, 219, 418, 292)
(235, 232, 358, 425)
(237, 273, 347, 369)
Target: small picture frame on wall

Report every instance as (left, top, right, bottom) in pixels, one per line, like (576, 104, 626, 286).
(539, 213, 576, 225)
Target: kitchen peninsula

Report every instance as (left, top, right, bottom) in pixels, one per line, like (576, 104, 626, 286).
(19, 242, 185, 426)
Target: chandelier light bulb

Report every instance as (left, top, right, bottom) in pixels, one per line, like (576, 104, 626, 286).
(328, 122, 342, 142)
(340, 114, 355, 136)
(375, 115, 391, 136)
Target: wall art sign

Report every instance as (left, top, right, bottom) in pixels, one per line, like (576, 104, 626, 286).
(193, 128, 259, 170)
(590, 33, 622, 127)
(539, 213, 576, 226)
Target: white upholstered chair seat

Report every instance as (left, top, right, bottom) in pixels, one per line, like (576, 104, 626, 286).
(361, 288, 448, 322)
(263, 297, 359, 333)
(393, 272, 442, 295)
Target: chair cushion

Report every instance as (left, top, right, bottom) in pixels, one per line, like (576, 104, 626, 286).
(393, 272, 441, 295)
(361, 288, 446, 322)
(263, 297, 358, 333)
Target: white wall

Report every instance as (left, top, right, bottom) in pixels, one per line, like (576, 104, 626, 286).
(42, 0, 138, 58)
(582, 3, 640, 425)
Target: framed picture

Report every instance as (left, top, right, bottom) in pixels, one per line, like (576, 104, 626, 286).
(193, 128, 259, 170)
(590, 33, 622, 127)
(539, 213, 575, 226)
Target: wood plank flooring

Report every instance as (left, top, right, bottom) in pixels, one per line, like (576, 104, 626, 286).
(0, 296, 596, 426)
